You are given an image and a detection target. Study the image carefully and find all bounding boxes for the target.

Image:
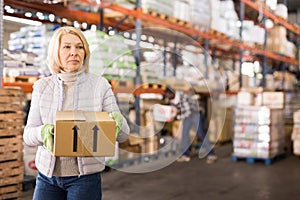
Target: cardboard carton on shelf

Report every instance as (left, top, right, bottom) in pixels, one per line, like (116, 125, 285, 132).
(152, 104, 177, 122)
(262, 91, 285, 109)
(159, 77, 191, 92)
(54, 111, 116, 157)
(111, 79, 135, 93)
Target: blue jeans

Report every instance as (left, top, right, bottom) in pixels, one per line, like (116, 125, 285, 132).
(181, 112, 214, 157)
(33, 171, 102, 200)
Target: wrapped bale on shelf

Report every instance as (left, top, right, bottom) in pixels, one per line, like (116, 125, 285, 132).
(0, 87, 25, 199)
(267, 25, 287, 55)
(7, 24, 57, 76)
(173, 0, 191, 22)
(190, 0, 211, 31)
(84, 30, 136, 86)
(143, 0, 174, 16)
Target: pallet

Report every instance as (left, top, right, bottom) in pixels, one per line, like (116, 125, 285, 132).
(0, 160, 24, 199)
(0, 136, 23, 162)
(0, 120, 24, 130)
(0, 87, 24, 199)
(0, 87, 25, 133)
(144, 9, 190, 27)
(0, 104, 24, 113)
(209, 29, 228, 38)
(0, 184, 22, 200)
(254, 43, 264, 49)
(0, 87, 24, 103)
(141, 83, 166, 90)
(231, 154, 286, 165)
(0, 128, 24, 137)
(3, 76, 39, 83)
(168, 16, 190, 27)
(191, 25, 210, 32)
(0, 113, 25, 121)
(0, 87, 24, 96)
(0, 96, 25, 104)
(0, 161, 24, 186)
(147, 10, 168, 20)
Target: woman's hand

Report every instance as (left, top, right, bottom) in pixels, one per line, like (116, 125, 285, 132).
(41, 124, 55, 153)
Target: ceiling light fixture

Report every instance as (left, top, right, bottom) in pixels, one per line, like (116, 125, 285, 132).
(74, 21, 80, 28)
(91, 24, 97, 32)
(3, 15, 42, 26)
(82, 22, 88, 29)
(49, 14, 55, 22)
(24, 12, 32, 18)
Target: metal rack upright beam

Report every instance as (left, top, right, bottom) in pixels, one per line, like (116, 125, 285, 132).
(163, 39, 167, 77)
(134, 0, 142, 133)
(239, 0, 245, 88)
(262, 0, 268, 88)
(99, 8, 104, 31)
(204, 39, 209, 79)
(172, 38, 178, 77)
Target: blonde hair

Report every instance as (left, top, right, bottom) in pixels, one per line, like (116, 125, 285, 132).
(46, 26, 90, 74)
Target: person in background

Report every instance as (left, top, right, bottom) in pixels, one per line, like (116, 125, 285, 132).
(164, 87, 217, 164)
(23, 26, 129, 200)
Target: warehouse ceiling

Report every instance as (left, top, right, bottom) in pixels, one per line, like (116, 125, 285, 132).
(3, 0, 300, 37)
(6, 0, 300, 12)
(3, 0, 300, 67)
(3, 0, 300, 46)
(4, 0, 300, 14)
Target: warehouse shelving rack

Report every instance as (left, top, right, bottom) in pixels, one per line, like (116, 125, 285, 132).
(2, 1, 299, 64)
(1, 0, 300, 126)
(239, 0, 300, 87)
(82, 0, 300, 129)
(0, 0, 300, 169)
(2, 0, 299, 84)
(73, 0, 300, 90)
(242, 0, 300, 34)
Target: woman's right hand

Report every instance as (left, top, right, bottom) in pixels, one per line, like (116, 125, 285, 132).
(41, 124, 55, 153)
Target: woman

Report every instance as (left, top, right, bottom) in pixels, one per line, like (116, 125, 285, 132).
(23, 26, 129, 200)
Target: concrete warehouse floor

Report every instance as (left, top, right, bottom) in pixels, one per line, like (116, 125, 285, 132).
(22, 143, 300, 200)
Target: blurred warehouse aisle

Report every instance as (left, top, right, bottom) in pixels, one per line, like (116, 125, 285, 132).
(23, 143, 300, 200)
(102, 144, 300, 200)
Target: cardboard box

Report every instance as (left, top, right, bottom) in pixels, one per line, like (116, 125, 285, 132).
(237, 91, 254, 106)
(262, 91, 284, 109)
(54, 111, 116, 157)
(159, 78, 191, 91)
(152, 104, 177, 122)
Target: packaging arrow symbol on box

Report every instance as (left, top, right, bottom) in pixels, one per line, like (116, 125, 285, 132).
(92, 125, 99, 152)
(72, 125, 79, 152)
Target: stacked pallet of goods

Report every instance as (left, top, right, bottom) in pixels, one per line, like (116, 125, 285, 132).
(0, 87, 25, 199)
(232, 89, 286, 165)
